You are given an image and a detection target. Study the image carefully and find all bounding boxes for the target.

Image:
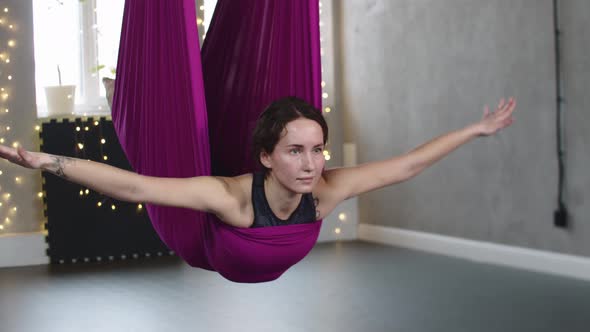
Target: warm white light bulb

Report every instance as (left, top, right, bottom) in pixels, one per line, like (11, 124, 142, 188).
(14, 177, 21, 183)
(338, 213, 347, 221)
(35, 125, 40, 131)
(94, 121, 99, 126)
(324, 107, 331, 113)
(37, 192, 43, 198)
(77, 143, 84, 150)
(79, 190, 84, 196)
(76, 127, 81, 131)
(324, 154, 331, 161)
(100, 139, 106, 144)
(321, 81, 326, 87)
(111, 204, 116, 210)
(7, 75, 11, 80)
(97, 202, 102, 207)
(85, 189, 90, 195)
(103, 156, 108, 161)
(334, 227, 341, 234)
(84, 126, 89, 131)
(322, 92, 328, 99)
(7, 40, 15, 47)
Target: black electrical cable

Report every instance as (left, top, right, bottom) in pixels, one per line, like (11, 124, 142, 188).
(553, 0, 568, 227)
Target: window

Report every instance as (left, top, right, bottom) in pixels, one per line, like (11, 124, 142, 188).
(32, 0, 218, 118)
(32, 0, 124, 117)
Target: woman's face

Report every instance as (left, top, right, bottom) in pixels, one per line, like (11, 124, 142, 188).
(261, 118, 326, 194)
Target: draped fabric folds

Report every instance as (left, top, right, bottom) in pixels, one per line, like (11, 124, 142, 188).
(202, 0, 322, 176)
(111, 0, 322, 283)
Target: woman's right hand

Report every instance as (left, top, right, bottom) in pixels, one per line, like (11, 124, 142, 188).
(0, 145, 46, 170)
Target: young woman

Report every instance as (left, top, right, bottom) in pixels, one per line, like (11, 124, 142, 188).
(0, 96, 515, 229)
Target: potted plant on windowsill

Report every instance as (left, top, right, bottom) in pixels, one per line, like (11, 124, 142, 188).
(93, 64, 116, 110)
(44, 65, 76, 116)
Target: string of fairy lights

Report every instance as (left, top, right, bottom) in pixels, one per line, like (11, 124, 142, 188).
(0, 4, 142, 237)
(0, 6, 30, 234)
(319, 1, 349, 235)
(70, 119, 144, 215)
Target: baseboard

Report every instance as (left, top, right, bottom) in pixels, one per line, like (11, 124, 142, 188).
(0, 232, 49, 268)
(358, 224, 590, 282)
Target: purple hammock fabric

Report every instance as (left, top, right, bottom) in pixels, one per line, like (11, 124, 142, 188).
(111, 0, 322, 283)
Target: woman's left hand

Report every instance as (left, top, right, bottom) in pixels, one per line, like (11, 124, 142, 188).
(477, 97, 516, 136)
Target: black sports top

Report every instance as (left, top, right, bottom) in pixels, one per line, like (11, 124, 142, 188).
(250, 172, 317, 228)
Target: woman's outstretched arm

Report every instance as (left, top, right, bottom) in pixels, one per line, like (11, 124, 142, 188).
(320, 97, 516, 202)
(0, 146, 240, 214)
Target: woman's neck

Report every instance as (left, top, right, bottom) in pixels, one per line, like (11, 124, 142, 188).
(264, 174, 302, 219)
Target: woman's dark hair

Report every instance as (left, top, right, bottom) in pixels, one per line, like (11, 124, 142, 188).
(252, 96, 328, 176)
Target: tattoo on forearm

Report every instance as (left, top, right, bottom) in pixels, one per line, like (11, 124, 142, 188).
(49, 156, 75, 179)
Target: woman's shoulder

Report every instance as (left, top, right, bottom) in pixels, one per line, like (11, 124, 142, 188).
(208, 173, 253, 228)
(226, 173, 254, 206)
(231, 173, 254, 192)
(310, 170, 343, 219)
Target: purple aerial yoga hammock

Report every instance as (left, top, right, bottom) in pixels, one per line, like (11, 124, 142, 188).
(111, 0, 322, 283)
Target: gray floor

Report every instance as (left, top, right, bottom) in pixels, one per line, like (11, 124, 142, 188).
(1, 241, 589, 332)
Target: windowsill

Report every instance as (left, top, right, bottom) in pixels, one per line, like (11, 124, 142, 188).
(36, 102, 112, 120)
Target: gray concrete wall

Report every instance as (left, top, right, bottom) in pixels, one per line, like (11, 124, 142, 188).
(337, 0, 589, 257)
(561, 0, 590, 256)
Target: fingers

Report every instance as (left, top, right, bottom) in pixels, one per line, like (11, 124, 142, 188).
(497, 98, 505, 110)
(495, 97, 516, 118)
(506, 97, 516, 113)
(0, 144, 29, 166)
(0, 145, 17, 161)
(17, 146, 28, 162)
(502, 97, 516, 111)
(483, 105, 489, 119)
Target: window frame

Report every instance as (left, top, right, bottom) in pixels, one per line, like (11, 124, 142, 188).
(77, 0, 108, 114)
(33, 0, 111, 117)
